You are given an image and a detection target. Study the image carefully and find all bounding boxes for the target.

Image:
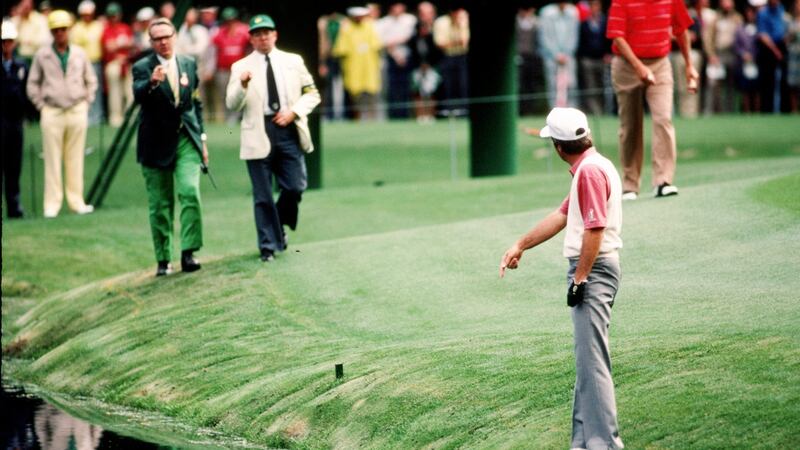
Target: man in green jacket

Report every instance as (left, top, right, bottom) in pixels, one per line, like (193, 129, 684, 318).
(132, 18, 209, 276)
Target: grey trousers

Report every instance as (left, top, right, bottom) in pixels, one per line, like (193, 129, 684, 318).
(567, 256, 624, 450)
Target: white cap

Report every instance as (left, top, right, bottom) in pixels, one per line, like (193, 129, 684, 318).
(136, 7, 156, 22)
(748, 0, 766, 6)
(539, 107, 590, 141)
(2, 20, 18, 40)
(347, 6, 370, 17)
(77, 0, 96, 15)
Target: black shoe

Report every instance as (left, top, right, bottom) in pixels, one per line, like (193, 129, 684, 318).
(654, 183, 679, 197)
(260, 248, 275, 262)
(181, 250, 201, 272)
(156, 261, 173, 277)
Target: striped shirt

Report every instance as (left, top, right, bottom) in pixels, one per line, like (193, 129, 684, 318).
(606, 0, 693, 58)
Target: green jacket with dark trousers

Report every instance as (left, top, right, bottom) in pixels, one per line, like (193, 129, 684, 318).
(132, 52, 205, 168)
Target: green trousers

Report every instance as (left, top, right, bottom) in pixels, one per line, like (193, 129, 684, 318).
(141, 133, 203, 262)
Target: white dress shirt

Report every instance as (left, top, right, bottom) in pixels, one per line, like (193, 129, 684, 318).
(257, 49, 288, 115)
(156, 53, 180, 103)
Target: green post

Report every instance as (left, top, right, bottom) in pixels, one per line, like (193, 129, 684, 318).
(468, 5, 517, 177)
(271, 4, 322, 189)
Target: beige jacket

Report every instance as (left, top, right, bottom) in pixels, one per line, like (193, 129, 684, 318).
(226, 48, 320, 160)
(27, 44, 98, 111)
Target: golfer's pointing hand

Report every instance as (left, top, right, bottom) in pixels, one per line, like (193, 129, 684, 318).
(151, 65, 166, 85)
(500, 244, 523, 278)
(240, 70, 253, 89)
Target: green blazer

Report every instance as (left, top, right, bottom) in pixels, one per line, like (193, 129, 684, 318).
(132, 52, 205, 169)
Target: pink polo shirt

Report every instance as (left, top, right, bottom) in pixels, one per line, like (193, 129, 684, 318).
(559, 148, 610, 230)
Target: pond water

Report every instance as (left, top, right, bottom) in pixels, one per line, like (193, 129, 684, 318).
(1, 385, 165, 449)
(0, 385, 268, 450)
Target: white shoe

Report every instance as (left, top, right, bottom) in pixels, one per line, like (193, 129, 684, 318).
(654, 183, 679, 197)
(75, 205, 94, 215)
(43, 211, 58, 218)
(621, 191, 638, 201)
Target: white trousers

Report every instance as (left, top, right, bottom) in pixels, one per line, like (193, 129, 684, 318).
(41, 101, 90, 215)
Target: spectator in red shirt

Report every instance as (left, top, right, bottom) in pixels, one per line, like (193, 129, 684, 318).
(211, 7, 249, 123)
(101, 2, 133, 127)
(607, 0, 699, 199)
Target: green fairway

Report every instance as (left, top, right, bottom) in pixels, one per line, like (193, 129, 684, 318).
(2, 116, 800, 448)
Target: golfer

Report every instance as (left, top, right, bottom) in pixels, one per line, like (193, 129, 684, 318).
(500, 107, 624, 450)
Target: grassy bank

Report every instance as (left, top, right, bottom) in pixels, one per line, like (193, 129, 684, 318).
(3, 117, 800, 448)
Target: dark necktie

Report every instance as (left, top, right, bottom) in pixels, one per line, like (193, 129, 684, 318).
(266, 54, 280, 113)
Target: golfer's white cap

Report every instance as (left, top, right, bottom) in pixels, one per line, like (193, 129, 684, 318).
(77, 0, 96, 15)
(539, 107, 590, 141)
(2, 20, 18, 40)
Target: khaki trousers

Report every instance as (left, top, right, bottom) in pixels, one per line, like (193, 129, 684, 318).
(41, 101, 90, 216)
(105, 59, 133, 127)
(671, 49, 703, 118)
(611, 56, 677, 193)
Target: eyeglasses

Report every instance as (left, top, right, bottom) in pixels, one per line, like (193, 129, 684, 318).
(150, 33, 174, 43)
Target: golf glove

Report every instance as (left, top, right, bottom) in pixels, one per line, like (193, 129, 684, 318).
(567, 280, 586, 307)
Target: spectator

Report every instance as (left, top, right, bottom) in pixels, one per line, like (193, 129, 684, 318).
(409, 2, 442, 120)
(757, 0, 789, 113)
(70, 0, 105, 125)
(577, 0, 611, 115)
(27, 10, 97, 218)
(672, 0, 711, 118)
(133, 7, 156, 54)
(411, 60, 441, 123)
(2, 20, 27, 218)
(367, 3, 382, 20)
(377, 3, 417, 118)
(199, 6, 219, 31)
(333, 6, 383, 121)
(705, 0, 743, 113)
(516, 7, 544, 116)
(539, 1, 580, 108)
(606, 0, 698, 199)
(160, 2, 176, 21)
(101, 2, 133, 127)
(176, 7, 210, 63)
(788, 0, 800, 112)
(37, 0, 52, 17)
(696, 0, 719, 115)
(735, 4, 761, 113)
(318, 10, 346, 120)
(211, 6, 249, 123)
(10, 0, 50, 66)
(198, 6, 219, 123)
(433, 7, 469, 114)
